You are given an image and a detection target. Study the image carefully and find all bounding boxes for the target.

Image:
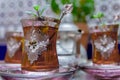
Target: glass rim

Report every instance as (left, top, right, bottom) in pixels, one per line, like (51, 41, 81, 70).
(21, 16, 60, 24)
(95, 24, 119, 27)
(5, 31, 23, 37)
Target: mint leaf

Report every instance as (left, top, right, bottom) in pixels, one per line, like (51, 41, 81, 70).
(33, 5, 40, 11)
(92, 12, 104, 19)
(25, 11, 37, 17)
(39, 6, 47, 15)
(91, 12, 105, 26)
(51, 0, 61, 14)
(26, 5, 47, 20)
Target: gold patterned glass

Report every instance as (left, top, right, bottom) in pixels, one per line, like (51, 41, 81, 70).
(21, 17, 60, 71)
(90, 24, 120, 65)
(5, 32, 23, 63)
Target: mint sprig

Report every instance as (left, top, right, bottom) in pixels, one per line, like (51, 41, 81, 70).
(33, 5, 40, 18)
(92, 12, 104, 19)
(25, 5, 47, 20)
(25, 11, 37, 17)
(33, 5, 40, 11)
(92, 12, 104, 24)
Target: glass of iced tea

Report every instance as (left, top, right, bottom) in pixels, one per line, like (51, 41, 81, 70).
(90, 24, 120, 65)
(5, 32, 23, 63)
(21, 17, 60, 71)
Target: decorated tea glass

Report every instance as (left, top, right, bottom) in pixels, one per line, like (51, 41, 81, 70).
(21, 17, 60, 71)
(5, 32, 23, 63)
(90, 24, 120, 65)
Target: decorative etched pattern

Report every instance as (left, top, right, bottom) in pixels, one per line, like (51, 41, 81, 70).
(7, 38, 21, 58)
(25, 29, 49, 64)
(94, 35, 116, 60)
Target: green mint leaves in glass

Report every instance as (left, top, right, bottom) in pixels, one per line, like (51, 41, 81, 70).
(21, 5, 60, 71)
(26, 5, 46, 20)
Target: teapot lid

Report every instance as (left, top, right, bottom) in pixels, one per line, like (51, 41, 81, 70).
(59, 23, 78, 31)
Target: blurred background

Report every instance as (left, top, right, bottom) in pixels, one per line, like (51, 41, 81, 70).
(0, 0, 120, 60)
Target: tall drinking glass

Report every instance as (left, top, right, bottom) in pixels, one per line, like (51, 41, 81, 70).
(21, 17, 60, 71)
(90, 24, 120, 65)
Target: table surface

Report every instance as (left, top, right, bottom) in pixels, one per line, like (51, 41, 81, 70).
(0, 61, 120, 80)
(0, 61, 94, 80)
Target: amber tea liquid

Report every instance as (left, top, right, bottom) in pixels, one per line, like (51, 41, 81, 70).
(22, 26, 59, 71)
(91, 26, 120, 65)
(5, 32, 23, 63)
